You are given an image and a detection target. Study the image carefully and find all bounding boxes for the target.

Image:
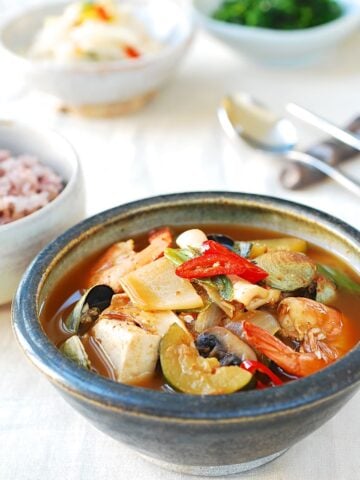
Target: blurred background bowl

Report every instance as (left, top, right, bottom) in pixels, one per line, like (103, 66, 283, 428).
(0, 0, 194, 117)
(193, 0, 360, 66)
(0, 119, 85, 305)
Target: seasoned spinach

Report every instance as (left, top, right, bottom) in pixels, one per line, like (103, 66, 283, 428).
(212, 0, 343, 30)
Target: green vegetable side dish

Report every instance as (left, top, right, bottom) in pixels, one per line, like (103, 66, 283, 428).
(212, 0, 343, 30)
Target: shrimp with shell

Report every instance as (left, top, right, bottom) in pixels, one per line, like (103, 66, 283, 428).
(243, 297, 346, 377)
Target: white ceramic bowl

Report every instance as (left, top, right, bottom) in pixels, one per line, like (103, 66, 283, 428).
(0, 120, 85, 305)
(0, 0, 193, 116)
(193, 0, 360, 66)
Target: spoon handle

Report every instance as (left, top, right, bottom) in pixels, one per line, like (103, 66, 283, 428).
(287, 103, 360, 152)
(287, 151, 360, 197)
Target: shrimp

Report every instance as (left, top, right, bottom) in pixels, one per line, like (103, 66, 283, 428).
(243, 297, 345, 377)
(278, 297, 343, 361)
(88, 227, 172, 292)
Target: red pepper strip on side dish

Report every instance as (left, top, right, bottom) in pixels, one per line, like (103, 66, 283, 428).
(95, 5, 111, 21)
(240, 360, 283, 388)
(124, 45, 141, 58)
(176, 240, 268, 283)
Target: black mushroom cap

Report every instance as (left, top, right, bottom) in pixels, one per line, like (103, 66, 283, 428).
(196, 333, 223, 358)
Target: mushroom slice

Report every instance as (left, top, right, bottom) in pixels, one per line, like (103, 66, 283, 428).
(65, 285, 114, 334)
(60, 336, 91, 369)
(197, 326, 257, 363)
(255, 251, 316, 291)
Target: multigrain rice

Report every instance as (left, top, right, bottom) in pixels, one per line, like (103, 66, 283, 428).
(0, 149, 63, 225)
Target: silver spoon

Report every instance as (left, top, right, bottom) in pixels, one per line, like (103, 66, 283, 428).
(218, 93, 360, 197)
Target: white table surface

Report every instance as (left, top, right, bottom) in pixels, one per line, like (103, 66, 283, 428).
(0, 1, 360, 479)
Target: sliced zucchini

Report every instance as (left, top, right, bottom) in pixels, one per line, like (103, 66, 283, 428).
(160, 324, 253, 395)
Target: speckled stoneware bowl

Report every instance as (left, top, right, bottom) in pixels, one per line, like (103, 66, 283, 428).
(12, 192, 360, 476)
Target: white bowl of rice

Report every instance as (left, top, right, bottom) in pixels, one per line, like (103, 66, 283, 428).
(0, 0, 194, 117)
(0, 120, 85, 305)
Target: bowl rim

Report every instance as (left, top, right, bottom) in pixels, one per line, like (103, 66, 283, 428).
(192, 0, 360, 39)
(12, 191, 360, 421)
(0, 0, 194, 73)
(0, 118, 81, 233)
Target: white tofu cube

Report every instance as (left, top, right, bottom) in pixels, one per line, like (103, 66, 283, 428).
(92, 319, 160, 384)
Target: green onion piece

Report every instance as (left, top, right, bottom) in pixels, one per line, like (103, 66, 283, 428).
(211, 275, 234, 301)
(164, 247, 194, 266)
(195, 276, 233, 302)
(317, 264, 360, 294)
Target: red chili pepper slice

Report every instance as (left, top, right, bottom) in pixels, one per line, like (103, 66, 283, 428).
(175, 253, 247, 278)
(175, 240, 268, 283)
(95, 5, 111, 21)
(124, 45, 141, 59)
(204, 240, 267, 282)
(202, 240, 234, 256)
(240, 360, 283, 387)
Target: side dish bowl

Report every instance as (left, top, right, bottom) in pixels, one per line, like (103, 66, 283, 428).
(0, 0, 193, 117)
(0, 119, 85, 305)
(193, 0, 360, 66)
(12, 192, 360, 475)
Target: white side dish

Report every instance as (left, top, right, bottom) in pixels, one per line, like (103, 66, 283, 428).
(29, 1, 162, 63)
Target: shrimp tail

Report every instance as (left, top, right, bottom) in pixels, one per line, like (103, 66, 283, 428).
(243, 321, 326, 377)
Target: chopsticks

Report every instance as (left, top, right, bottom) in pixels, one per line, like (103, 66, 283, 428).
(287, 103, 360, 151)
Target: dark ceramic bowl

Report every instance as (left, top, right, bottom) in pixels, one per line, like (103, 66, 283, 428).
(12, 192, 360, 476)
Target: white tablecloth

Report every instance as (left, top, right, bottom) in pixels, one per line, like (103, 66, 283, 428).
(1, 1, 360, 478)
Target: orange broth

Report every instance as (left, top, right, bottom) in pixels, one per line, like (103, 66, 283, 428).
(40, 225, 360, 390)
